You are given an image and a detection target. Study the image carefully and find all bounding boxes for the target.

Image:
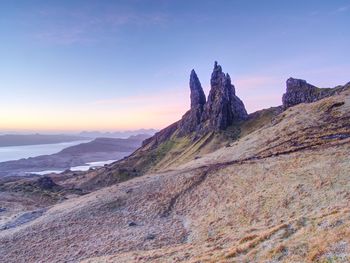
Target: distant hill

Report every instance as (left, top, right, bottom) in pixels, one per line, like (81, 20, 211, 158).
(78, 129, 157, 139)
(0, 134, 151, 177)
(0, 134, 87, 147)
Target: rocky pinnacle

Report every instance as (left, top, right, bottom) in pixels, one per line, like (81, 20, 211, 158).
(190, 69, 206, 108)
(178, 61, 247, 136)
(200, 61, 247, 132)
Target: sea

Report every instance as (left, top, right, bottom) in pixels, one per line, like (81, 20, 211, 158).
(32, 160, 117, 175)
(0, 140, 119, 175)
(0, 140, 90, 163)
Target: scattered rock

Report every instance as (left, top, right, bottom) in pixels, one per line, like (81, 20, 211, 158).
(128, 222, 137, 227)
(0, 208, 6, 213)
(145, 234, 156, 240)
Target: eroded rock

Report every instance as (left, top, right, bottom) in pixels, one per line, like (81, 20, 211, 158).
(282, 78, 348, 110)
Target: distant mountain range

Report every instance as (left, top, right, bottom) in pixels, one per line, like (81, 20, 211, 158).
(78, 129, 157, 139)
(0, 129, 157, 147)
(0, 134, 86, 147)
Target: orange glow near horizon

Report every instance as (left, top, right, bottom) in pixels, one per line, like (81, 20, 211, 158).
(0, 89, 189, 132)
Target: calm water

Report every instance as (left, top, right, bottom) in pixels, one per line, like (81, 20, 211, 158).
(32, 160, 117, 175)
(0, 140, 91, 163)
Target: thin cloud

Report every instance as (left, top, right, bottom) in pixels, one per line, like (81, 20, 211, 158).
(330, 5, 350, 15)
(336, 6, 349, 12)
(31, 8, 168, 45)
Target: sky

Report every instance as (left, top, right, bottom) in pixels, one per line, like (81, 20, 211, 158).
(0, 0, 349, 133)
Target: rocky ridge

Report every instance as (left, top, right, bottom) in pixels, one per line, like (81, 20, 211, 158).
(282, 77, 349, 109)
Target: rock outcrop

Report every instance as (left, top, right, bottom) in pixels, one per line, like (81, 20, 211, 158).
(178, 70, 206, 136)
(282, 78, 349, 110)
(144, 62, 248, 146)
(179, 62, 248, 134)
(200, 62, 247, 132)
(189, 69, 206, 108)
(35, 176, 58, 190)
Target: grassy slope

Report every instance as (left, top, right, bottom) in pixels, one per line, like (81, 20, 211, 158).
(75, 106, 282, 191)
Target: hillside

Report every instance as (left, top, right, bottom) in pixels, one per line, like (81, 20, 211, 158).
(0, 63, 349, 263)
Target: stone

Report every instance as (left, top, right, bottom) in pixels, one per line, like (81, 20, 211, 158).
(200, 62, 248, 132)
(145, 234, 156, 240)
(36, 176, 57, 190)
(282, 77, 347, 110)
(177, 70, 206, 136)
(143, 61, 248, 146)
(189, 69, 206, 108)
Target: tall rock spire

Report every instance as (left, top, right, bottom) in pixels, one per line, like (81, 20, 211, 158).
(190, 69, 206, 108)
(177, 70, 206, 136)
(200, 62, 247, 132)
(177, 62, 248, 137)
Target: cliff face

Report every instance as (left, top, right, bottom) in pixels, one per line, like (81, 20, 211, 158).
(282, 78, 349, 110)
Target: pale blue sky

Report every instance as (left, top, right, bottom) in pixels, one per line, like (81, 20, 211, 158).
(0, 0, 349, 131)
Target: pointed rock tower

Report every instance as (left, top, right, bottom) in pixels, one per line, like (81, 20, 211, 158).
(143, 62, 248, 147)
(178, 70, 206, 136)
(190, 69, 206, 108)
(200, 61, 247, 132)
